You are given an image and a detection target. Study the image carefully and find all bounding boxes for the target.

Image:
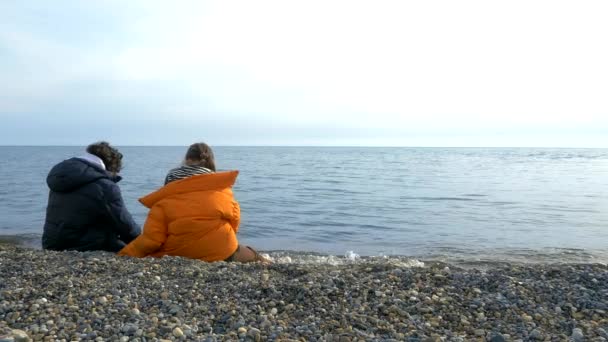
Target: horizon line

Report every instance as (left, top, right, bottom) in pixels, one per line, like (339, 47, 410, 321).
(1, 145, 607, 149)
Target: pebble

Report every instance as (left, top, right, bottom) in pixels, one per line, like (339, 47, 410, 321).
(247, 327, 261, 341)
(121, 323, 138, 335)
(529, 329, 542, 340)
(474, 329, 485, 337)
(7, 329, 30, 342)
(572, 328, 584, 342)
(0, 245, 607, 340)
(490, 333, 506, 342)
(172, 327, 184, 337)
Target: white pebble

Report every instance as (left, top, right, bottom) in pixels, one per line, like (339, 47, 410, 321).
(277, 256, 292, 263)
(344, 250, 360, 261)
(10, 329, 29, 340)
(172, 327, 184, 337)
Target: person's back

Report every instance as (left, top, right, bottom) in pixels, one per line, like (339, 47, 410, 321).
(119, 142, 269, 262)
(42, 142, 141, 252)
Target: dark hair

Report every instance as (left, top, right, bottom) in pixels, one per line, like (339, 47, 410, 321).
(184, 142, 216, 171)
(86, 141, 123, 174)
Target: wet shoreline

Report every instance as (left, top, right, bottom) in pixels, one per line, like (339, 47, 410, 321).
(2, 234, 607, 267)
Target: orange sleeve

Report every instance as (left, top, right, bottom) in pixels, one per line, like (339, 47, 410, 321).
(218, 189, 240, 233)
(228, 200, 240, 233)
(118, 205, 167, 257)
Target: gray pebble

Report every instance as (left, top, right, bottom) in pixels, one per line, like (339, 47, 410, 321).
(572, 328, 584, 342)
(529, 329, 542, 340)
(489, 333, 506, 342)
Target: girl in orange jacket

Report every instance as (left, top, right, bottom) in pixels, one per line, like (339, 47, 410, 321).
(118, 143, 269, 262)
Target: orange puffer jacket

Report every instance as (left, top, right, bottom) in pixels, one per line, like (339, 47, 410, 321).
(118, 171, 240, 261)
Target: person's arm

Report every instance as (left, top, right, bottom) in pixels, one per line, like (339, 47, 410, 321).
(220, 190, 240, 233)
(104, 184, 141, 243)
(118, 206, 167, 257)
(229, 200, 241, 233)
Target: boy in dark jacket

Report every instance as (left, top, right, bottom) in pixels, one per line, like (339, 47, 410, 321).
(42, 142, 141, 252)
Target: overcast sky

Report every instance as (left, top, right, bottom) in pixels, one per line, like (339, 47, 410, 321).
(1, 1, 607, 146)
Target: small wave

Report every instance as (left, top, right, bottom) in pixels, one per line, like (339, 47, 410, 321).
(261, 250, 426, 267)
(401, 196, 476, 202)
(538, 205, 599, 213)
(424, 246, 608, 266)
(487, 201, 519, 206)
(0, 234, 42, 249)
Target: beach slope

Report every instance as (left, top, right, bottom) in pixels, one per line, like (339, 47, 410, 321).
(1, 245, 607, 341)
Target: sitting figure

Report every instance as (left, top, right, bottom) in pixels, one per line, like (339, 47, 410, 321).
(119, 142, 269, 262)
(42, 142, 141, 252)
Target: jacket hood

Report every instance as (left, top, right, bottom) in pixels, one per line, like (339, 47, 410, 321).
(139, 170, 238, 208)
(47, 158, 116, 192)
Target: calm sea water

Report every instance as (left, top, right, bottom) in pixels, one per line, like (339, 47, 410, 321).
(1, 146, 607, 263)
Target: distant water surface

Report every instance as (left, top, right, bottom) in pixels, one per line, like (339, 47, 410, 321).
(1, 146, 607, 264)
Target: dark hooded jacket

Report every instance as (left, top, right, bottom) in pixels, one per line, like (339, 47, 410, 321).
(42, 158, 141, 252)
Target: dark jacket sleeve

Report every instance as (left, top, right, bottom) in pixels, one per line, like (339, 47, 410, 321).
(104, 182, 141, 243)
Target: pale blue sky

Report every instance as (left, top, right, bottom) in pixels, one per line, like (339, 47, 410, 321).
(1, 1, 607, 146)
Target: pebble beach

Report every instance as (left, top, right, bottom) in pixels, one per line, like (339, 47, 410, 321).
(1, 245, 607, 341)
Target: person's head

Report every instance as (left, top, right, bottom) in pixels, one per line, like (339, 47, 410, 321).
(86, 141, 123, 174)
(184, 142, 216, 171)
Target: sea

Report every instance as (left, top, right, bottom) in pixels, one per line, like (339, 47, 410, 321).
(1, 146, 607, 264)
